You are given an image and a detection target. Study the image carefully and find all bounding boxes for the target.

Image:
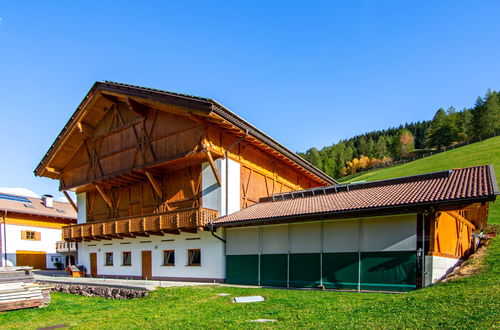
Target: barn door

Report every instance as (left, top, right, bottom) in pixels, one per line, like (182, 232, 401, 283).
(90, 253, 97, 277)
(142, 251, 152, 280)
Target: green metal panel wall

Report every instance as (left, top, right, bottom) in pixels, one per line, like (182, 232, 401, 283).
(260, 254, 287, 287)
(322, 252, 359, 290)
(360, 251, 416, 292)
(289, 253, 321, 288)
(226, 255, 259, 285)
(225, 216, 418, 292)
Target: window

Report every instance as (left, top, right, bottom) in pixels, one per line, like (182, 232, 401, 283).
(163, 250, 175, 266)
(187, 249, 201, 266)
(21, 230, 40, 241)
(122, 252, 131, 266)
(105, 252, 113, 266)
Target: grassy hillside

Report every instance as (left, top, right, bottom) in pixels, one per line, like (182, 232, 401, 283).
(341, 136, 500, 223)
(1, 238, 498, 328)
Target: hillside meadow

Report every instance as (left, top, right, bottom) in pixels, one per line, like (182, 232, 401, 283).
(342, 136, 500, 223)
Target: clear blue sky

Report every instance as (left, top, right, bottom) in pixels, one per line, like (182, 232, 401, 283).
(1, 1, 499, 200)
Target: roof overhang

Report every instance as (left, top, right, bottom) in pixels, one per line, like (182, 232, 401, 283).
(35, 81, 336, 186)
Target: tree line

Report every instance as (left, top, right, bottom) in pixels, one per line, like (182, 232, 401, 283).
(298, 89, 500, 178)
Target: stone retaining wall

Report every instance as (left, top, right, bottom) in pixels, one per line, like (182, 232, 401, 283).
(45, 283, 149, 299)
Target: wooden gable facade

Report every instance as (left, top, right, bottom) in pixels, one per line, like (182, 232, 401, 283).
(35, 82, 335, 242)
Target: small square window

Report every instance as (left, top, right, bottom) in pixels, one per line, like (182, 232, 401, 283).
(122, 251, 131, 266)
(22, 231, 40, 240)
(105, 252, 113, 266)
(187, 249, 201, 266)
(163, 250, 175, 266)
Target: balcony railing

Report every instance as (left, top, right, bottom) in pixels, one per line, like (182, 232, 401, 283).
(62, 207, 218, 241)
(56, 241, 78, 252)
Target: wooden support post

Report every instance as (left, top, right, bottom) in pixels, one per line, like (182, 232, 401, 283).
(145, 170, 163, 198)
(77, 121, 94, 137)
(94, 184, 113, 209)
(205, 150, 221, 187)
(63, 191, 78, 213)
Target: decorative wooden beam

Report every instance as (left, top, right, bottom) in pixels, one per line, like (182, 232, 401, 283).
(77, 121, 94, 137)
(145, 170, 163, 198)
(126, 97, 149, 117)
(145, 231, 164, 236)
(162, 229, 180, 235)
(180, 228, 197, 234)
(133, 232, 150, 237)
(205, 150, 222, 187)
(46, 166, 61, 175)
(94, 184, 113, 209)
(63, 191, 78, 213)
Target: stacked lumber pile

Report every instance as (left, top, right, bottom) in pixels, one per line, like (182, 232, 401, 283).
(0, 267, 51, 312)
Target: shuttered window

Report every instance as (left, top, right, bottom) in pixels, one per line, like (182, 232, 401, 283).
(21, 231, 41, 241)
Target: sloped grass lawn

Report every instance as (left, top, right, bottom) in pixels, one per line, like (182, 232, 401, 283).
(1, 239, 499, 329)
(341, 136, 500, 223)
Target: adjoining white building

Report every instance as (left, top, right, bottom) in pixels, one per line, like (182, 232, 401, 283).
(0, 193, 77, 269)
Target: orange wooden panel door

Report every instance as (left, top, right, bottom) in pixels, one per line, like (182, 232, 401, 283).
(90, 253, 97, 277)
(16, 251, 46, 270)
(142, 251, 152, 280)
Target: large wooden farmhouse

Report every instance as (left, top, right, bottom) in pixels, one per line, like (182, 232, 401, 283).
(35, 81, 335, 281)
(35, 81, 497, 290)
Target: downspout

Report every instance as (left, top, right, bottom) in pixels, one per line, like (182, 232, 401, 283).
(208, 223, 225, 243)
(225, 130, 249, 216)
(2, 210, 7, 267)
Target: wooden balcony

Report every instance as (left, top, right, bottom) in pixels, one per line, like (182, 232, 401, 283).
(62, 207, 218, 242)
(56, 241, 78, 253)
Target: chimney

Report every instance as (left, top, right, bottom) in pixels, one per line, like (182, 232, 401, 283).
(42, 194, 53, 208)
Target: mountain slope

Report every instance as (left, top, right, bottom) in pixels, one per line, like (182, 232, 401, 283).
(341, 136, 500, 223)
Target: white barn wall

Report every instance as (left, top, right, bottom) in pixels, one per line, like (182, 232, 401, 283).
(80, 231, 225, 281)
(1, 223, 64, 269)
(202, 159, 240, 217)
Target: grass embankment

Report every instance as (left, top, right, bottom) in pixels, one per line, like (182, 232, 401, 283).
(1, 238, 498, 329)
(341, 136, 500, 223)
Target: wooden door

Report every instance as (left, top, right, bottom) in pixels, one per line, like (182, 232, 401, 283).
(142, 250, 152, 280)
(16, 251, 46, 270)
(90, 253, 97, 277)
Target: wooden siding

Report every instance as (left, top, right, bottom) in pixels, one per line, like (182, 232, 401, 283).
(60, 101, 204, 190)
(206, 127, 321, 208)
(428, 211, 476, 259)
(85, 165, 201, 223)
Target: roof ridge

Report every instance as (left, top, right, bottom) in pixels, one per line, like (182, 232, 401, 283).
(261, 166, 490, 203)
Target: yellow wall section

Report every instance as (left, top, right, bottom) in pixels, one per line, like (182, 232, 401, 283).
(4, 216, 70, 229)
(430, 211, 475, 259)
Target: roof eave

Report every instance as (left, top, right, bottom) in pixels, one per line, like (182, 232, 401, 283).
(213, 195, 497, 228)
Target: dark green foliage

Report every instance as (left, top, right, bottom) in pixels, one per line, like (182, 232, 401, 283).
(299, 89, 500, 179)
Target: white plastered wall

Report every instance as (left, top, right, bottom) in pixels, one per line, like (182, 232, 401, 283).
(79, 230, 225, 280)
(202, 158, 240, 217)
(424, 255, 461, 286)
(1, 223, 64, 269)
(76, 192, 86, 224)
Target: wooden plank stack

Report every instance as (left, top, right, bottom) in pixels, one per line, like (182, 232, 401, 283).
(0, 267, 51, 312)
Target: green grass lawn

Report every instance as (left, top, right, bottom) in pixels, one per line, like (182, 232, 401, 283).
(341, 136, 500, 223)
(1, 237, 498, 329)
(1, 137, 498, 329)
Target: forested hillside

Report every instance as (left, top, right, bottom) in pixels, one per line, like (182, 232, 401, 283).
(299, 89, 500, 178)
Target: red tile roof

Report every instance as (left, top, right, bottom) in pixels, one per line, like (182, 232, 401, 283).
(214, 165, 498, 226)
(0, 193, 77, 220)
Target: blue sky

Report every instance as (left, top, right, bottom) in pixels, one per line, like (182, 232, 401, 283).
(0, 1, 499, 200)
